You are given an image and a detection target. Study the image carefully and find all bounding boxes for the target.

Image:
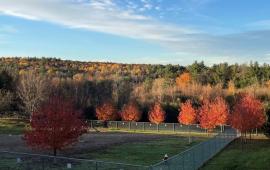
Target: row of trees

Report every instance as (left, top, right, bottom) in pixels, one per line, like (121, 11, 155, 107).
(94, 94, 266, 134)
(24, 93, 266, 156)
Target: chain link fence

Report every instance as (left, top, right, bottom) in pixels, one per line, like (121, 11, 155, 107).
(0, 120, 237, 170)
(150, 131, 237, 170)
(0, 151, 149, 170)
(0, 131, 236, 170)
(88, 120, 230, 134)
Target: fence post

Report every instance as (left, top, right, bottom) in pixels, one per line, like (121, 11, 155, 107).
(90, 120, 93, 129)
(157, 124, 159, 132)
(129, 122, 131, 130)
(143, 122, 145, 131)
(116, 121, 118, 129)
(42, 158, 45, 170)
(214, 136, 217, 154)
(182, 153, 185, 170)
(95, 161, 98, 170)
(173, 123, 175, 132)
(192, 149, 195, 170)
(220, 125, 222, 133)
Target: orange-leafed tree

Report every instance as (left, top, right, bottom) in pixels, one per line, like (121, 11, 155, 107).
(120, 101, 142, 121)
(231, 93, 266, 135)
(148, 102, 166, 124)
(178, 100, 197, 125)
(211, 97, 230, 131)
(176, 72, 191, 89)
(96, 101, 119, 121)
(178, 100, 197, 143)
(199, 99, 214, 131)
(199, 97, 229, 132)
(24, 96, 87, 156)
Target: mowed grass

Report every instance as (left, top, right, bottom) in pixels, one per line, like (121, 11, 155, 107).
(201, 138, 270, 170)
(90, 127, 216, 138)
(0, 118, 28, 134)
(76, 136, 205, 166)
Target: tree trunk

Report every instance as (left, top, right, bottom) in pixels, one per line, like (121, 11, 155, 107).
(53, 148, 57, 156)
(53, 148, 57, 164)
(103, 121, 108, 128)
(188, 125, 191, 144)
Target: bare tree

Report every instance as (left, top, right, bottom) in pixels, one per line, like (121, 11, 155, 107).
(18, 72, 48, 116)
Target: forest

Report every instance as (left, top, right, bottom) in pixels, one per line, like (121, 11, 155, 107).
(0, 57, 270, 130)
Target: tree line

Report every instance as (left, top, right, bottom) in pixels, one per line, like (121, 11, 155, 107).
(1, 57, 270, 134)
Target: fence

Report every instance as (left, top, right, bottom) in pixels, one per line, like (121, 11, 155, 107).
(0, 129, 237, 170)
(0, 151, 149, 170)
(0, 119, 237, 170)
(150, 131, 237, 170)
(88, 120, 230, 134)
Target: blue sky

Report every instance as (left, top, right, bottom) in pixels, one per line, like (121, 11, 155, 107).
(0, 0, 270, 65)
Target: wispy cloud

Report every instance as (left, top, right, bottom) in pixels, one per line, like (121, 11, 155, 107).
(0, 25, 17, 44)
(248, 20, 270, 30)
(0, 0, 195, 42)
(0, 0, 270, 64)
(0, 25, 17, 33)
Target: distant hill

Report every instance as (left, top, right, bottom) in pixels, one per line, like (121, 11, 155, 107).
(0, 57, 184, 81)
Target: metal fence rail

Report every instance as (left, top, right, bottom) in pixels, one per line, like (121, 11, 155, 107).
(88, 120, 230, 134)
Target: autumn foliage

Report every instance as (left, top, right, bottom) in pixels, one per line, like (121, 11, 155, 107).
(199, 97, 229, 130)
(24, 96, 87, 156)
(199, 99, 213, 130)
(231, 93, 266, 133)
(120, 101, 142, 121)
(96, 101, 119, 121)
(176, 72, 191, 89)
(211, 97, 230, 126)
(148, 102, 166, 124)
(178, 100, 197, 125)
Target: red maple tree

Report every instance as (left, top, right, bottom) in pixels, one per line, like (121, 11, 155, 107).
(231, 93, 266, 133)
(148, 102, 166, 124)
(24, 96, 87, 156)
(178, 100, 197, 125)
(211, 97, 229, 126)
(96, 101, 119, 121)
(120, 101, 142, 121)
(199, 99, 214, 130)
(199, 97, 229, 131)
(178, 99, 197, 143)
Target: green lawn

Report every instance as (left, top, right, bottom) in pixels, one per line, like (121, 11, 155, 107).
(76, 137, 205, 166)
(106, 128, 215, 137)
(201, 138, 270, 170)
(0, 118, 28, 134)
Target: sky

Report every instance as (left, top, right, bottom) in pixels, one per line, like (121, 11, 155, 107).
(0, 0, 270, 65)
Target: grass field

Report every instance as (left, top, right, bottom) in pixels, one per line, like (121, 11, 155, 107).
(0, 119, 28, 134)
(104, 128, 215, 137)
(0, 133, 205, 169)
(76, 136, 205, 165)
(201, 138, 270, 170)
(0, 119, 207, 167)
